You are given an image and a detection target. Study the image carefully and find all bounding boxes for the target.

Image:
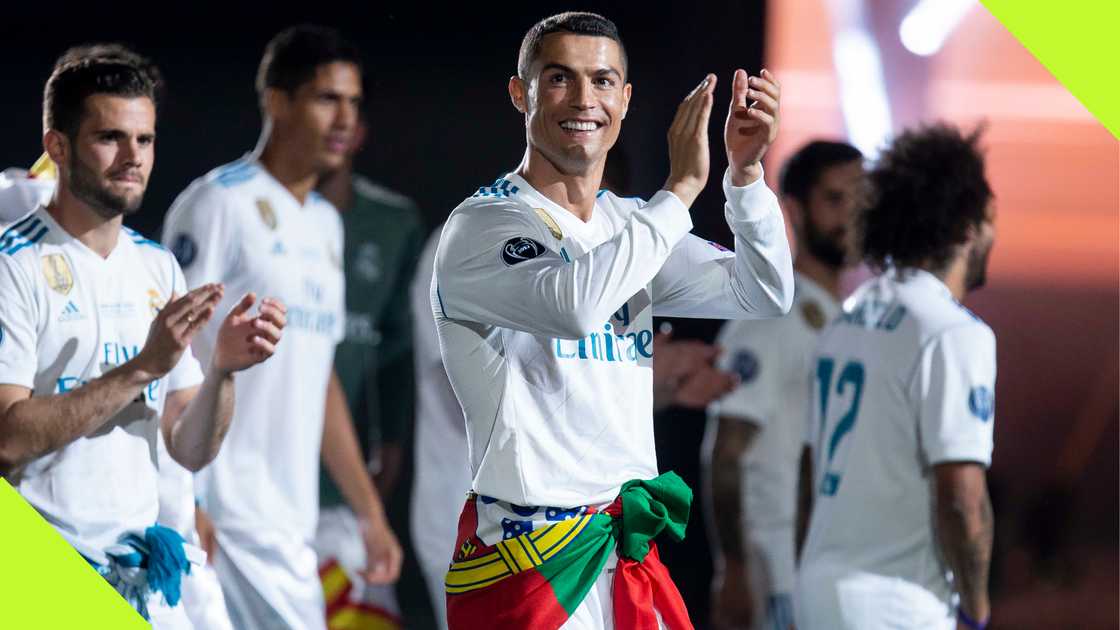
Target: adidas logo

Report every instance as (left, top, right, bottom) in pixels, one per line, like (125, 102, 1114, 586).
(58, 301, 85, 322)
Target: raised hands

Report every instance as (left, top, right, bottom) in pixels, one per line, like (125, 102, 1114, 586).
(725, 68, 781, 186)
(136, 283, 224, 378)
(212, 293, 286, 374)
(665, 68, 782, 203)
(664, 74, 717, 208)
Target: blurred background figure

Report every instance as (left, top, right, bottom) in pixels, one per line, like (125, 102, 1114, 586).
(162, 26, 401, 630)
(703, 139, 862, 630)
(798, 123, 997, 630)
(0, 154, 56, 224)
(316, 111, 424, 630)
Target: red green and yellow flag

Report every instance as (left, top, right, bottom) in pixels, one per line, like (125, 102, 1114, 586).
(445, 472, 694, 630)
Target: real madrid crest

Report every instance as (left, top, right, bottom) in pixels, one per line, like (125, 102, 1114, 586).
(147, 288, 165, 317)
(800, 300, 826, 330)
(40, 254, 74, 295)
(533, 208, 564, 241)
(256, 198, 277, 231)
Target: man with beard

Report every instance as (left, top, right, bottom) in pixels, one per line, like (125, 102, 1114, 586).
(796, 124, 997, 630)
(163, 26, 401, 630)
(0, 45, 284, 626)
(704, 140, 862, 630)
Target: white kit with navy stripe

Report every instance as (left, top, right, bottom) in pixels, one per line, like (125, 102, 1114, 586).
(162, 155, 345, 629)
(797, 268, 997, 628)
(433, 169, 794, 509)
(0, 208, 204, 558)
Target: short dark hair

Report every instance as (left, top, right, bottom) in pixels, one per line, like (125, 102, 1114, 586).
(856, 123, 992, 273)
(43, 44, 161, 139)
(518, 12, 627, 80)
(256, 25, 361, 96)
(779, 140, 862, 203)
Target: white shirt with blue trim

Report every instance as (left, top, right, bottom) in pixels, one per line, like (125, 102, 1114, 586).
(433, 169, 794, 508)
(162, 155, 345, 545)
(0, 207, 204, 557)
(797, 268, 996, 628)
(706, 271, 839, 597)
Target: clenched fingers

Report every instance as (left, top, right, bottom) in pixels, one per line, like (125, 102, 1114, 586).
(249, 316, 283, 346)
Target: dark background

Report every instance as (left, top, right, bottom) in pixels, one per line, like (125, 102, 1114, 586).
(1, 3, 767, 627)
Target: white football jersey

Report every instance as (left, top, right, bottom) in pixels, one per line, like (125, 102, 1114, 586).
(0, 208, 203, 559)
(0, 169, 54, 224)
(797, 268, 996, 628)
(707, 271, 839, 595)
(433, 170, 793, 507)
(162, 155, 345, 544)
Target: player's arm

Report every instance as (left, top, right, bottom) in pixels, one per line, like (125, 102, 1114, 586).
(161, 294, 285, 471)
(705, 415, 760, 629)
(321, 367, 402, 584)
(915, 323, 997, 628)
(0, 282, 223, 476)
(437, 76, 718, 339)
(653, 69, 793, 321)
(934, 461, 993, 626)
(795, 444, 813, 558)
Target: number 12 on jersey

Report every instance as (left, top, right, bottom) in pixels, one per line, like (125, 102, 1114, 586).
(815, 357, 865, 496)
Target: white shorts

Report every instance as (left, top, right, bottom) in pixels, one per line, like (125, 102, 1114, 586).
(795, 567, 954, 630)
(147, 594, 194, 630)
(212, 529, 325, 630)
(180, 561, 234, 630)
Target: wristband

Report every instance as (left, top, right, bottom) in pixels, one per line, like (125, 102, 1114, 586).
(958, 608, 989, 630)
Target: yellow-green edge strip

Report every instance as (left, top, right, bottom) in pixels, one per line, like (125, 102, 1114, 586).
(981, 0, 1120, 139)
(0, 479, 146, 627)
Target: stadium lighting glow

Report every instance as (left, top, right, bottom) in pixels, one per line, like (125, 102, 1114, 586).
(833, 29, 892, 159)
(899, 0, 976, 56)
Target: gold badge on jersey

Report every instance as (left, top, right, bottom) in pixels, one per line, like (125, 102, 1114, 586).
(147, 289, 165, 317)
(40, 254, 74, 295)
(533, 208, 564, 241)
(801, 300, 826, 330)
(256, 198, 278, 230)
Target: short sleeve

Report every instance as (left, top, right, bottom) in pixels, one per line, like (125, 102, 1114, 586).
(165, 256, 204, 392)
(161, 182, 238, 289)
(0, 256, 38, 388)
(707, 317, 786, 427)
(913, 323, 997, 467)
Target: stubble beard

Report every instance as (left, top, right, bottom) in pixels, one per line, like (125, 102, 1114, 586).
(68, 152, 143, 220)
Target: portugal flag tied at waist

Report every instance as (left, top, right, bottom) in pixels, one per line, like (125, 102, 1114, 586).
(445, 472, 694, 630)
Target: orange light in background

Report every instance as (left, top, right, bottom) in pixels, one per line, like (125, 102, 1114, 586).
(764, 0, 1118, 289)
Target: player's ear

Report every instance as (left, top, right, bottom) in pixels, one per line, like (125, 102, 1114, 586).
(262, 87, 289, 123)
(509, 76, 528, 114)
(620, 82, 632, 120)
(43, 129, 68, 170)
